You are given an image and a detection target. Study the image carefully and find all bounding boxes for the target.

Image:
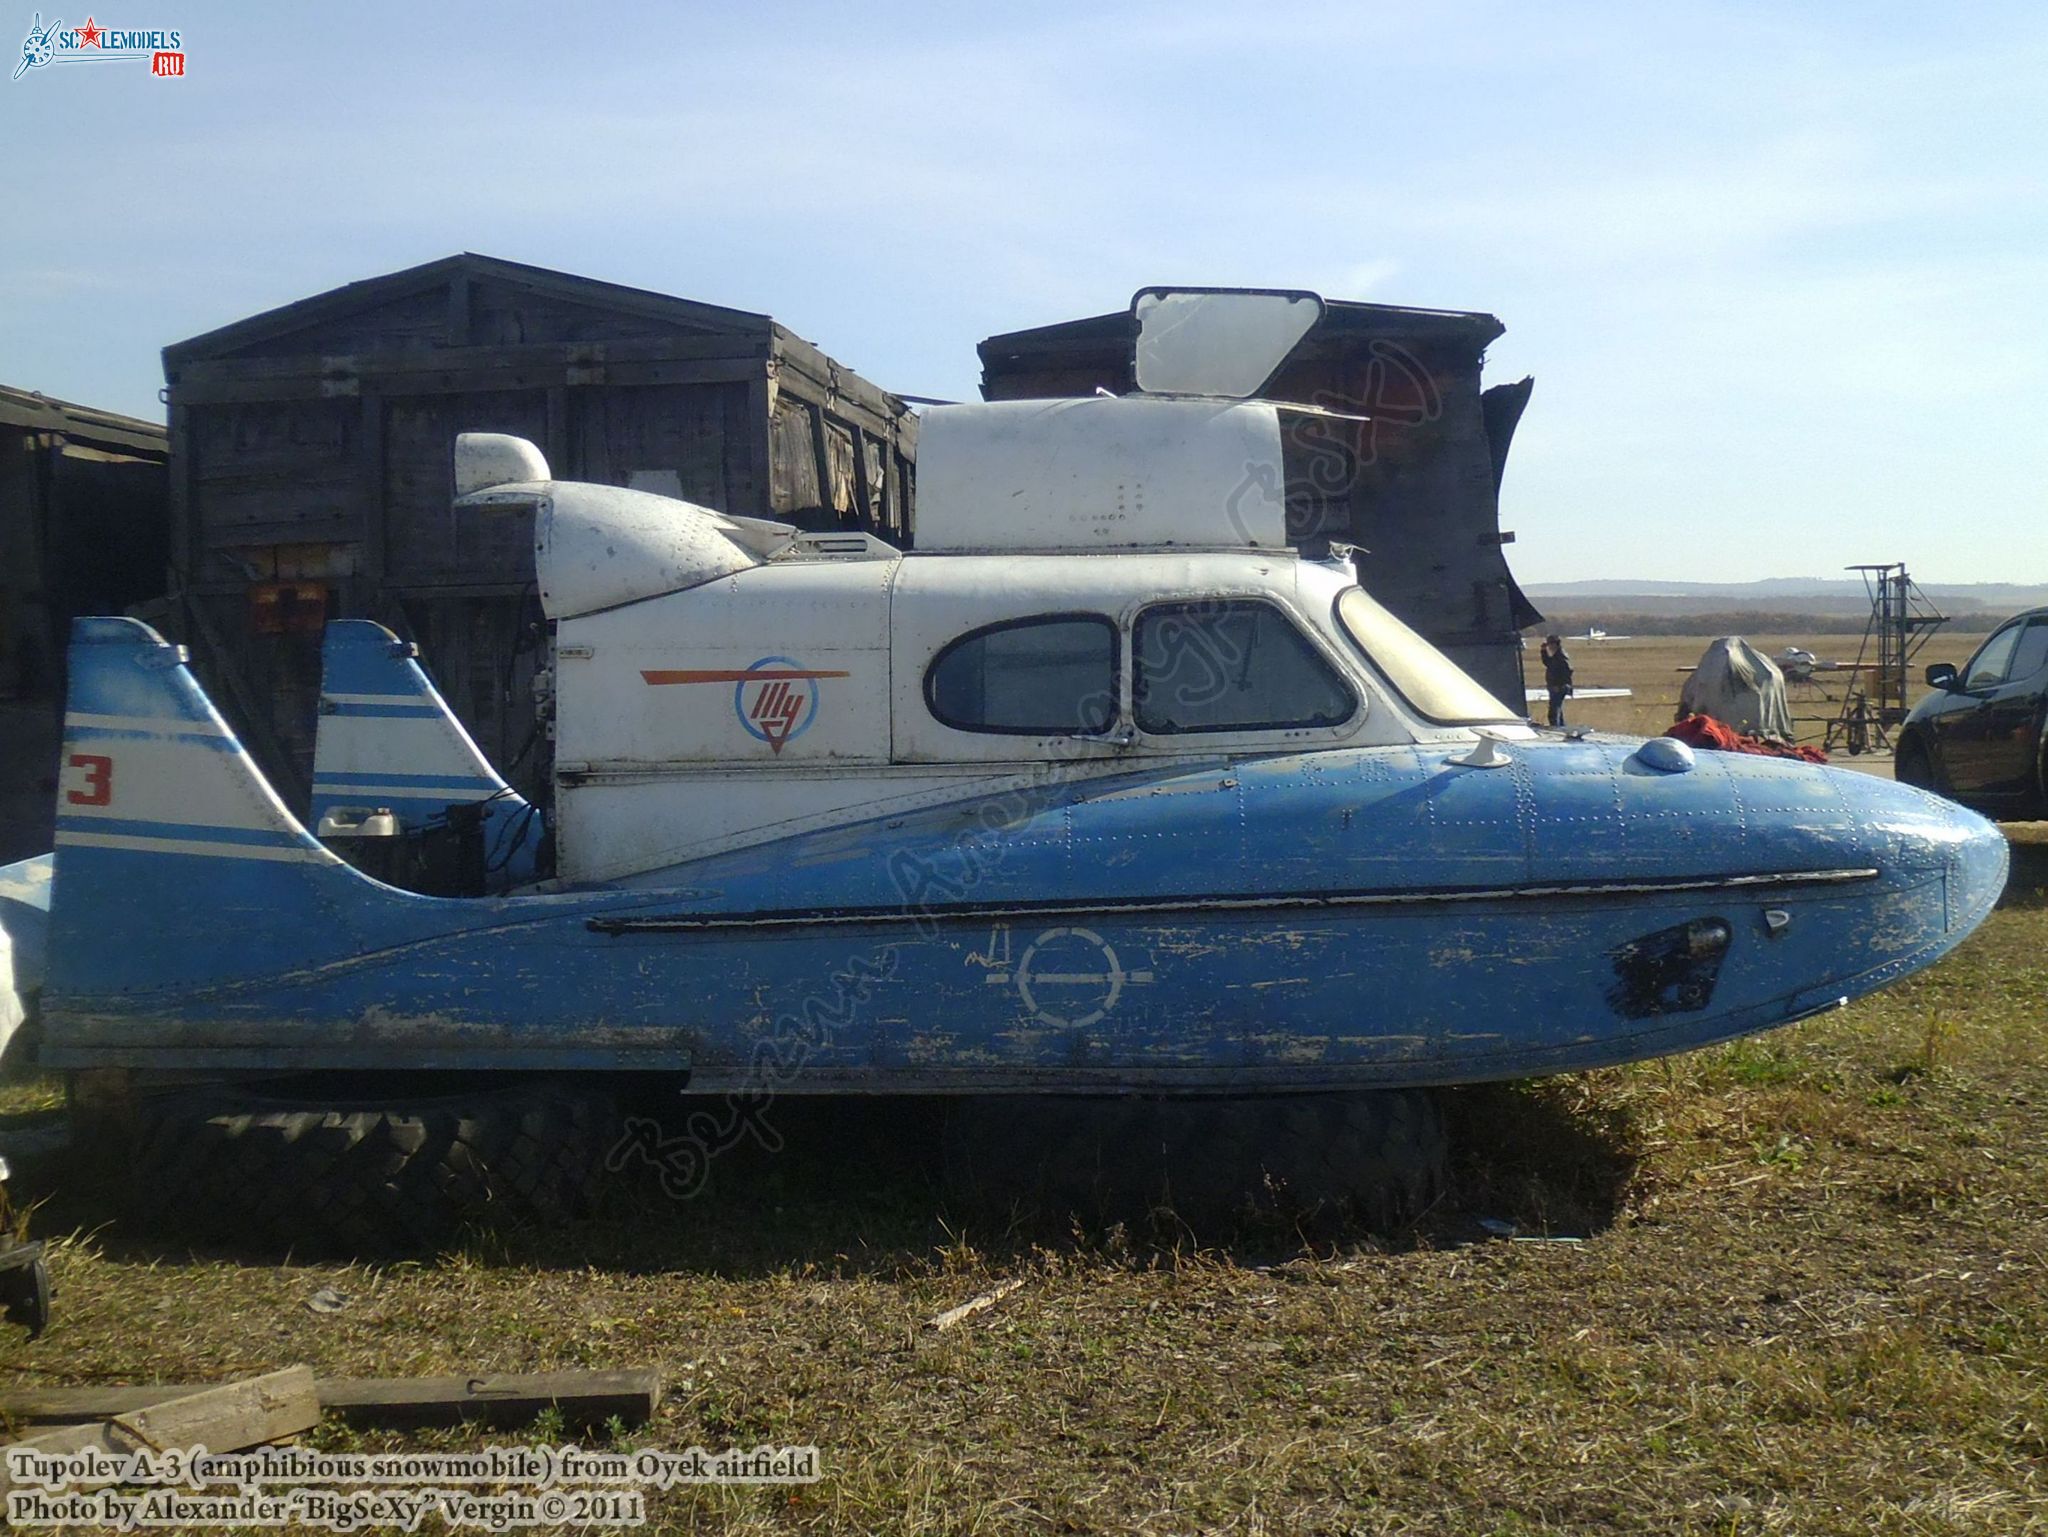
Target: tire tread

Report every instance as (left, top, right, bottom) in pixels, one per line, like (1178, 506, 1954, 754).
(129, 1084, 616, 1254)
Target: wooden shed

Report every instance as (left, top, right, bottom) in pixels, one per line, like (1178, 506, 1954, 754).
(161, 254, 917, 803)
(978, 300, 1543, 707)
(0, 386, 169, 862)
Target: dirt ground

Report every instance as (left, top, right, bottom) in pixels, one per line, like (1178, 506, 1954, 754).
(0, 638, 2038, 1535)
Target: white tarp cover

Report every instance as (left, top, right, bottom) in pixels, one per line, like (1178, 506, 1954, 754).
(1679, 636, 1794, 740)
(0, 855, 52, 1070)
(0, 922, 22, 1067)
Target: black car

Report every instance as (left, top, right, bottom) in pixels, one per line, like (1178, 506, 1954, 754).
(1895, 607, 2048, 818)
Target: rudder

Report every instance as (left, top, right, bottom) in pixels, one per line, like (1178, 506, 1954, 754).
(313, 620, 544, 887)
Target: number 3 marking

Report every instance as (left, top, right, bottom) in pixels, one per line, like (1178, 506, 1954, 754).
(66, 753, 113, 807)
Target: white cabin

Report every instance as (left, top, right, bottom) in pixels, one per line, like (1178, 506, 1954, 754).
(455, 332, 1528, 886)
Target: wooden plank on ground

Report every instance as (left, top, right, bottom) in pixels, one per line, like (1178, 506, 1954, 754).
(0, 1366, 317, 1493)
(928, 1278, 1025, 1332)
(319, 1370, 663, 1428)
(115, 1365, 318, 1450)
(0, 1369, 662, 1431)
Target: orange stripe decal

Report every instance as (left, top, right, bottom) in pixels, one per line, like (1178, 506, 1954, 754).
(641, 668, 852, 685)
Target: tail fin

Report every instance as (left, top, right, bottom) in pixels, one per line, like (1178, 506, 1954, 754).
(47, 618, 418, 996)
(312, 620, 544, 886)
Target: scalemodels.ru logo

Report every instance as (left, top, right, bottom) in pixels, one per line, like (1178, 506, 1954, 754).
(13, 12, 185, 80)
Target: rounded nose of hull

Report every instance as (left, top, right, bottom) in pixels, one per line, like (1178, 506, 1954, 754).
(1841, 768, 2008, 949)
(1938, 799, 2011, 936)
(1757, 770, 2006, 1027)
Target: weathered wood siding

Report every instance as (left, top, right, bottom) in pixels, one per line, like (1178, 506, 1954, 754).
(162, 255, 916, 804)
(0, 391, 169, 861)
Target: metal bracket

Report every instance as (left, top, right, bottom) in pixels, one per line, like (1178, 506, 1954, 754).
(1448, 730, 1513, 769)
(1076, 724, 1135, 748)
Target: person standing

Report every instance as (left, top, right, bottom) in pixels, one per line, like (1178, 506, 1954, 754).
(1539, 633, 1574, 727)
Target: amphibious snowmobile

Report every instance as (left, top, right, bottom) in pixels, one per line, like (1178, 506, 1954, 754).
(0, 290, 2009, 1244)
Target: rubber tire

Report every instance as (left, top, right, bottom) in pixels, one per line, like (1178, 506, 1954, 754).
(129, 1083, 617, 1255)
(1893, 735, 1936, 792)
(943, 1090, 1446, 1231)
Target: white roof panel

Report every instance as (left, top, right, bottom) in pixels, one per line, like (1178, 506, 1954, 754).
(913, 396, 1287, 553)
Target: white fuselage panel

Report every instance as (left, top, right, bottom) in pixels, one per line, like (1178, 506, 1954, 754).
(548, 550, 1521, 885)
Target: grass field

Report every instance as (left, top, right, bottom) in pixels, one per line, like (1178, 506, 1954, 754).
(0, 654, 2041, 1534)
(1546, 631, 1994, 745)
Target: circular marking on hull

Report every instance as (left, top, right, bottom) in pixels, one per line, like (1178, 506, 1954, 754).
(1015, 925, 1129, 1029)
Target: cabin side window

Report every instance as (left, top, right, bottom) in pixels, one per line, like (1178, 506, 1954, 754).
(1132, 599, 1355, 734)
(925, 614, 1119, 735)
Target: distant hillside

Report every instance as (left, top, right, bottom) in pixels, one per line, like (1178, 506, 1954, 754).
(1524, 578, 2048, 621)
(1542, 609, 1916, 637)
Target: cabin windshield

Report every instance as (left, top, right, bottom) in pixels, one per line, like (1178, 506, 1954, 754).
(1335, 587, 1520, 726)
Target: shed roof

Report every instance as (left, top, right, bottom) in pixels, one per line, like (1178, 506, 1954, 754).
(0, 384, 168, 458)
(163, 252, 781, 370)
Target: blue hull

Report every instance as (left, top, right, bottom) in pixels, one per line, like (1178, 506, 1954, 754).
(47, 874, 1963, 1090)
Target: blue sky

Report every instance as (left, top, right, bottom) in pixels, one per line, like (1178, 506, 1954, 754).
(3, 1, 2042, 584)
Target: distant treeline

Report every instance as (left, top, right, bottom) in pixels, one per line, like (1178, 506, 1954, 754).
(1540, 609, 1998, 637)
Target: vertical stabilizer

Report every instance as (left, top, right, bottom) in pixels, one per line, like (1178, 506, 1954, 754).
(312, 620, 544, 886)
(47, 618, 407, 995)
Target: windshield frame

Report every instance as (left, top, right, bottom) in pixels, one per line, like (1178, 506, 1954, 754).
(1331, 586, 1523, 728)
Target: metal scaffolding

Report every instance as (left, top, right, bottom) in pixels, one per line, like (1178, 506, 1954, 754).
(1826, 564, 1946, 755)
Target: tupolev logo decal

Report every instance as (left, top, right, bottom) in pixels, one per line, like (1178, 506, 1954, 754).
(641, 658, 850, 754)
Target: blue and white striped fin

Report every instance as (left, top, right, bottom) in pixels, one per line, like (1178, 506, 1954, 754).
(46, 617, 425, 995)
(313, 620, 544, 884)
(57, 619, 340, 870)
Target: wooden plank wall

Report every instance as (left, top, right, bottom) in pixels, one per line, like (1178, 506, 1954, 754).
(382, 389, 549, 580)
(168, 272, 917, 808)
(175, 378, 777, 803)
(569, 382, 739, 513)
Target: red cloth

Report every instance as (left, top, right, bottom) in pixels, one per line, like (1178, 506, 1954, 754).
(1665, 714, 1828, 765)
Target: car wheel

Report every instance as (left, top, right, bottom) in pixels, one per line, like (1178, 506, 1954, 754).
(1894, 735, 1937, 792)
